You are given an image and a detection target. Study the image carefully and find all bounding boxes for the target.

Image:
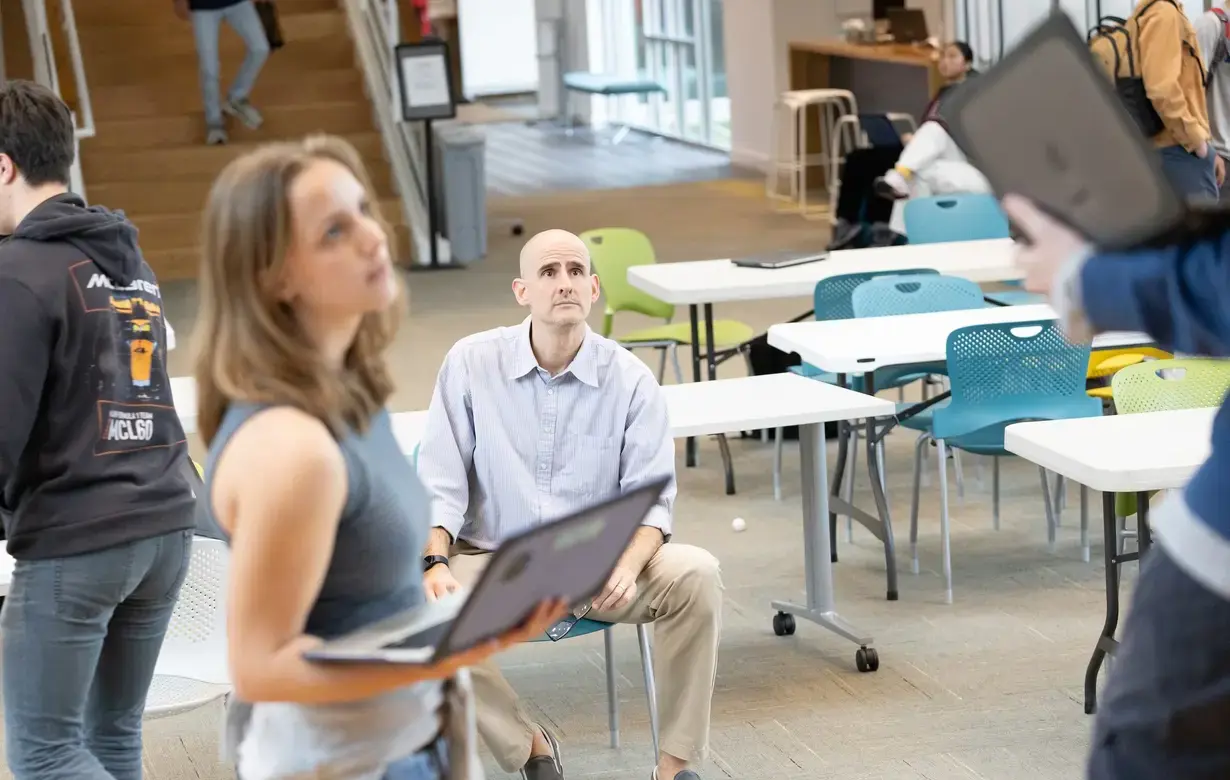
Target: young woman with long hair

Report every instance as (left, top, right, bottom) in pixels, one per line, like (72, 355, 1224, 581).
(193, 134, 564, 780)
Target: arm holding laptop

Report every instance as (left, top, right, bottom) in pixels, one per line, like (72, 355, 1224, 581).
(1003, 194, 1230, 355)
(215, 407, 563, 705)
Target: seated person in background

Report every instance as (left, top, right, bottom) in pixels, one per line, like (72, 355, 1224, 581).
(417, 229, 723, 780)
(877, 42, 988, 207)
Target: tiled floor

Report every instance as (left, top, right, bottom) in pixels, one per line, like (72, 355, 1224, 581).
(0, 179, 1124, 779)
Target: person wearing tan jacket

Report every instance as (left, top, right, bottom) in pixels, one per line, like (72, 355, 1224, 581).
(1131, 0, 1220, 199)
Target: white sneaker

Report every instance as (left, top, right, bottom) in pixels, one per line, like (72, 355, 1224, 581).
(224, 98, 264, 130)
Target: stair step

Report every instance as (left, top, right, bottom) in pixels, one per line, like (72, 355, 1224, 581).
(82, 11, 346, 57)
(131, 197, 407, 250)
(76, 0, 339, 25)
(86, 38, 354, 86)
(92, 69, 365, 120)
(83, 132, 384, 183)
(89, 163, 395, 216)
(91, 102, 376, 149)
(143, 223, 413, 282)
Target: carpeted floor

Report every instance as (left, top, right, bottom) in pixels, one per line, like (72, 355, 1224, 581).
(1, 179, 1120, 780)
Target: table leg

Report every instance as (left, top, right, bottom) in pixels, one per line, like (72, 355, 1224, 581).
(771, 421, 879, 673)
(703, 303, 718, 380)
(1084, 490, 1129, 715)
(686, 304, 701, 468)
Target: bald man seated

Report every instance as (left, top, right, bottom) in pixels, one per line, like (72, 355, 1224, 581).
(416, 229, 722, 780)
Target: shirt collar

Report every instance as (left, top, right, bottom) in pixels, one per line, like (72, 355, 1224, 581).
(510, 317, 599, 387)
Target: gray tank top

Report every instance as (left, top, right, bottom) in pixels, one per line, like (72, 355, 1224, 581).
(204, 403, 443, 780)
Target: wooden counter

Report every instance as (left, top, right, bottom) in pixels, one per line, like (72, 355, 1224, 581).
(789, 39, 944, 119)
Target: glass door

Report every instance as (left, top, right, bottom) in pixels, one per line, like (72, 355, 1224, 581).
(589, 0, 729, 149)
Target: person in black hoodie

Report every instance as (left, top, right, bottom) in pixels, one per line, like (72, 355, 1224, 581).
(0, 80, 195, 779)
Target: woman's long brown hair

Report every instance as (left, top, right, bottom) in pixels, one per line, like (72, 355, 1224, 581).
(193, 135, 400, 445)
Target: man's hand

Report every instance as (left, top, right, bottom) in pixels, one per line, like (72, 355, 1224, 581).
(592, 565, 638, 613)
(1197, 140, 1210, 159)
(424, 564, 462, 601)
(1000, 194, 1092, 297)
(173, 0, 190, 20)
(1216, 155, 1225, 187)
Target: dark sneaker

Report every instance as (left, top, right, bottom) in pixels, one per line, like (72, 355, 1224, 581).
(651, 771, 702, 780)
(223, 97, 264, 129)
(520, 727, 562, 779)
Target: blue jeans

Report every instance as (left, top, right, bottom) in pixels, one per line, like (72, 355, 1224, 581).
(1158, 145, 1219, 202)
(2, 530, 193, 780)
(384, 735, 449, 780)
(191, 0, 270, 128)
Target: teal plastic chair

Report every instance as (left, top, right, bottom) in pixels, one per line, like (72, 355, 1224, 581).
(1109, 358, 1230, 546)
(907, 320, 1101, 602)
(772, 268, 939, 501)
(410, 443, 660, 758)
(580, 228, 755, 384)
(902, 193, 1043, 307)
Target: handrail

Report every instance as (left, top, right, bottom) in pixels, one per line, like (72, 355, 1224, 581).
(21, 0, 93, 197)
(341, 0, 449, 266)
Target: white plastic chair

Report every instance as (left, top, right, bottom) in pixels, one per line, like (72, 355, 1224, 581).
(144, 537, 232, 719)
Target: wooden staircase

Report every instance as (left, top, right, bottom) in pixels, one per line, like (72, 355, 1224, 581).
(69, 0, 407, 281)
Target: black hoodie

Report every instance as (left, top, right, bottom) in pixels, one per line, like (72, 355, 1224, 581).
(0, 193, 195, 559)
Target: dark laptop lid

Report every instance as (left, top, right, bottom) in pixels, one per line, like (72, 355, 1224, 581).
(942, 10, 1185, 250)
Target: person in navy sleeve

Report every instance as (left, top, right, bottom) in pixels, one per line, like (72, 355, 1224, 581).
(1004, 193, 1230, 780)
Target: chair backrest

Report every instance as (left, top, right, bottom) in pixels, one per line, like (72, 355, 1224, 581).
(1111, 358, 1230, 414)
(812, 268, 939, 321)
(579, 228, 674, 333)
(851, 274, 985, 318)
(946, 320, 1093, 407)
(903, 194, 1011, 245)
(154, 537, 230, 685)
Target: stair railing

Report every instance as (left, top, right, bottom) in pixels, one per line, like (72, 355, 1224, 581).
(342, 0, 449, 266)
(21, 0, 94, 199)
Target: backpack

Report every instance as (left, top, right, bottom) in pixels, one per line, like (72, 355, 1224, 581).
(1212, 8, 1230, 68)
(1088, 0, 1180, 138)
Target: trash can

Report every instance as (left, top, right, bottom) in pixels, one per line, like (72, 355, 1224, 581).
(433, 124, 487, 264)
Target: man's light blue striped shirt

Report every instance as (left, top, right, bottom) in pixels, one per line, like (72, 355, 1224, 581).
(417, 319, 676, 550)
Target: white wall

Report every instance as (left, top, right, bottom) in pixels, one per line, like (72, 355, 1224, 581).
(458, 0, 540, 98)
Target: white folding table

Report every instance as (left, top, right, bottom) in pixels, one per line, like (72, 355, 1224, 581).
(1005, 408, 1214, 715)
(626, 239, 1021, 469)
(767, 306, 1154, 601)
(395, 373, 898, 671)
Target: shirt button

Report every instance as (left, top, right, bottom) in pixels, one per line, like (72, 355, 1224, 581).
(547, 389, 554, 395)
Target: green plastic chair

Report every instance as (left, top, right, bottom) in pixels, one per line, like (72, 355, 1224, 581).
(1110, 358, 1230, 526)
(580, 228, 755, 384)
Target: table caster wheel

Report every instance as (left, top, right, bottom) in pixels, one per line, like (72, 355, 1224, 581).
(855, 646, 879, 673)
(772, 611, 796, 636)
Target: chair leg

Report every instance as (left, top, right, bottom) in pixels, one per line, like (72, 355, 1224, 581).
(716, 434, 735, 495)
(909, 431, 929, 575)
(1040, 467, 1057, 553)
(844, 427, 860, 542)
(669, 344, 684, 386)
(773, 428, 783, 501)
(1053, 473, 1065, 526)
(636, 624, 660, 764)
(936, 439, 954, 604)
(952, 449, 966, 501)
(991, 456, 1000, 531)
(604, 628, 620, 749)
(1079, 484, 1090, 563)
(656, 347, 668, 385)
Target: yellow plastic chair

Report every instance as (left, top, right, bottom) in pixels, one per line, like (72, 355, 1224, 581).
(1085, 347, 1171, 400)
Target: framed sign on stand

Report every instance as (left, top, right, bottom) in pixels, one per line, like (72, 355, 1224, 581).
(394, 39, 459, 270)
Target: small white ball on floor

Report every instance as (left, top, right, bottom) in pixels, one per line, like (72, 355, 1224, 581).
(731, 517, 747, 532)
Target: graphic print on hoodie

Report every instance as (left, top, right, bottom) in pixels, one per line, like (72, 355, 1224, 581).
(0, 193, 195, 560)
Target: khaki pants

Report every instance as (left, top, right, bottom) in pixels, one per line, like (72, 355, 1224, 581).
(448, 541, 723, 773)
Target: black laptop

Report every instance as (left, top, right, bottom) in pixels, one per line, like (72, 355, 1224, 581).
(888, 9, 929, 44)
(942, 10, 1227, 251)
